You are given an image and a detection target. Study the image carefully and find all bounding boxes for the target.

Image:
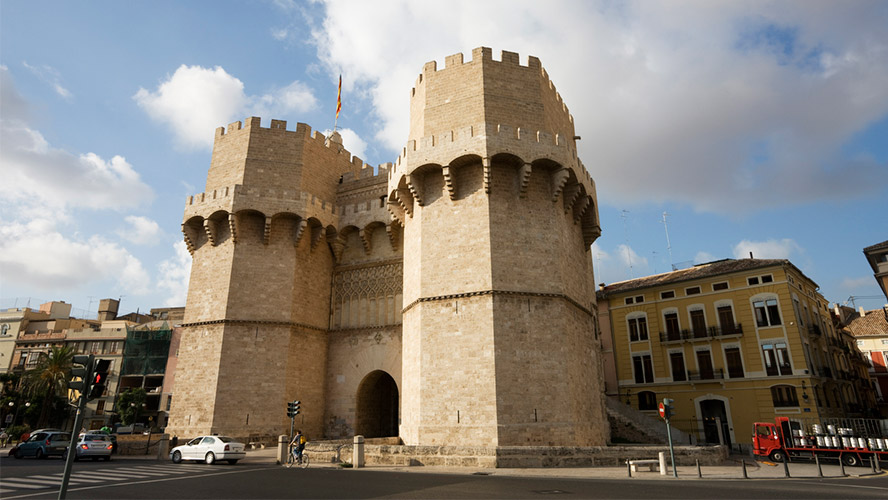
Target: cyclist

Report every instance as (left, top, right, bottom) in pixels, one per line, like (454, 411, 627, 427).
(290, 430, 306, 464)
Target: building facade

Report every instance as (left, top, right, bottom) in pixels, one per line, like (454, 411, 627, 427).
(863, 240, 888, 301)
(598, 258, 877, 447)
(167, 48, 608, 447)
(844, 306, 888, 417)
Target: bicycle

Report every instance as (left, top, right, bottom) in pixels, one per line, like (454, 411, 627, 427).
(286, 446, 310, 468)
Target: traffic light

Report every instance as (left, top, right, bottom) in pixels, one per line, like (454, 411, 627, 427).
(88, 359, 111, 400)
(662, 398, 675, 419)
(69, 355, 94, 393)
(287, 400, 301, 418)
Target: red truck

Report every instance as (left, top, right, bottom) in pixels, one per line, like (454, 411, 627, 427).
(753, 417, 888, 466)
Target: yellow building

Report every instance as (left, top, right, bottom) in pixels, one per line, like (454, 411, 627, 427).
(598, 258, 877, 448)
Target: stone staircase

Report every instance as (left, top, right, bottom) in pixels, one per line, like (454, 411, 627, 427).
(606, 397, 692, 445)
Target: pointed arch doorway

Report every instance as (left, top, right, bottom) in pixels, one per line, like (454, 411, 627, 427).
(355, 370, 399, 438)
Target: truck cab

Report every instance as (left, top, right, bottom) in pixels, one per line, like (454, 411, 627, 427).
(753, 422, 785, 462)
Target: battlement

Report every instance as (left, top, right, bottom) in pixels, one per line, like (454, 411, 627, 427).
(185, 184, 338, 216)
(411, 47, 573, 126)
(390, 123, 592, 187)
(212, 117, 375, 171)
(340, 163, 391, 183)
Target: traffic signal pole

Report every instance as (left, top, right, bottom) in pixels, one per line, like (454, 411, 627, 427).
(59, 355, 93, 500)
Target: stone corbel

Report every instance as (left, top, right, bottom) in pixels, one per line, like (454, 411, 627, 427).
(573, 196, 591, 223)
(329, 235, 346, 263)
(562, 184, 581, 213)
(482, 157, 491, 194)
(442, 166, 457, 200)
(396, 188, 413, 218)
(263, 216, 272, 245)
(551, 167, 570, 202)
(386, 223, 400, 251)
(406, 174, 424, 207)
(518, 163, 532, 198)
(310, 224, 325, 251)
(181, 224, 196, 255)
(203, 219, 217, 246)
(359, 228, 372, 254)
(228, 213, 238, 244)
(293, 219, 307, 247)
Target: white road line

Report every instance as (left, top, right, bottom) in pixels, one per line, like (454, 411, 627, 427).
(69, 472, 133, 480)
(0, 480, 55, 490)
(27, 475, 90, 484)
(795, 480, 888, 491)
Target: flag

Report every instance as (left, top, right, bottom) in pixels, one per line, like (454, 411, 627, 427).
(336, 75, 342, 120)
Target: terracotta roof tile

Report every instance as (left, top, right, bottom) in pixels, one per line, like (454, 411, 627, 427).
(846, 309, 888, 337)
(863, 240, 888, 252)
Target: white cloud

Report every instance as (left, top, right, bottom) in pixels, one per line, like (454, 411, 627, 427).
(695, 251, 717, 264)
(840, 276, 875, 290)
(0, 67, 153, 217)
(732, 238, 802, 260)
(0, 219, 151, 294)
(118, 216, 162, 245)
(135, 65, 318, 150)
(157, 241, 192, 307)
(23, 61, 71, 99)
(310, 0, 888, 213)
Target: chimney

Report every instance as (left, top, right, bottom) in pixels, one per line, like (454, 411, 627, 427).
(859, 306, 866, 317)
(598, 283, 606, 291)
(98, 298, 120, 321)
(749, 252, 754, 259)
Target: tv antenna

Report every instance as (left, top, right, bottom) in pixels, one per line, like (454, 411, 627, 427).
(662, 212, 675, 271)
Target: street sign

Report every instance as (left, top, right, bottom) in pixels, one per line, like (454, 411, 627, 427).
(658, 402, 666, 419)
(4, 414, 11, 423)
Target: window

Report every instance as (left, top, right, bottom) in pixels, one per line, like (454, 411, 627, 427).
(635, 295, 645, 304)
(882, 339, 888, 345)
(89, 341, 102, 354)
(628, 315, 649, 342)
(638, 391, 657, 410)
(857, 340, 864, 347)
(717, 305, 737, 335)
(690, 309, 707, 338)
(632, 354, 654, 383)
(771, 385, 799, 407)
(753, 298, 782, 327)
(761, 275, 773, 283)
(0, 324, 8, 336)
(107, 341, 121, 354)
(660, 291, 675, 299)
(670, 352, 687, 381)
(696, 350, 714, 379)
(625, 297, 634, 305)
(762, 342, 792, 376)
(725, 347, 744, 378)
(95, 400, 105, 415)
(664, 312, 681, 340)
(748, 277, 760, 286)
(686, 286, 701, 295)
(712, 282, 729, 291)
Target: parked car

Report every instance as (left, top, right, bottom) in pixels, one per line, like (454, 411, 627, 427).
(79, 431, 118, 454)
(14, 431, 71, 459)
(169, 435, 245, 465)
(74, 433, 112, 461)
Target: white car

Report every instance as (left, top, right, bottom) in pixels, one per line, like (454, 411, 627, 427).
(169, 435, 245, 465)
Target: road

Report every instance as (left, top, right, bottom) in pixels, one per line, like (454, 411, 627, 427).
(2, 454, 888, 499)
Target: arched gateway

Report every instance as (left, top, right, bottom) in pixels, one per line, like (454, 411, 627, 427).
(355, 370, 399, 438)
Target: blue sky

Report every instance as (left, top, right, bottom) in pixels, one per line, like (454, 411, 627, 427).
(1, 0, 886, 317)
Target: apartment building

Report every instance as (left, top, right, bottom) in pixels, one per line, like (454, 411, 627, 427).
(598, 258, 877, 447)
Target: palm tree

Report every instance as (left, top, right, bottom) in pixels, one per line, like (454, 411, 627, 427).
(25, 346, 75, 427)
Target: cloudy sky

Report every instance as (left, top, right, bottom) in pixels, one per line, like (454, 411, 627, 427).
(1, 0, 886, 317)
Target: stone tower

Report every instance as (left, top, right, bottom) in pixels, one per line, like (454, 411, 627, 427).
(167, 120, 360, 440)
(387, 48, 607, 446)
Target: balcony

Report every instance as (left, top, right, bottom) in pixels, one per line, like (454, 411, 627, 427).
(659, 324, 743, 343)
(819, 366, 833, 378)
(687, 369, 725, 381)
(807, 324, 822, 336)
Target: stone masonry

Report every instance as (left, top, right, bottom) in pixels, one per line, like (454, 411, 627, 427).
(167, 48, 608, 453)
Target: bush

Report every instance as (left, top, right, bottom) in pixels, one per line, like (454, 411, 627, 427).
(6, 424, 30, 444)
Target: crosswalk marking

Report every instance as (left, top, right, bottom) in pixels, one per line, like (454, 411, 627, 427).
(0, 464, 211, 493)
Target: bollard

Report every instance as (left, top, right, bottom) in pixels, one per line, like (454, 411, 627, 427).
(816, 454, 823, 477)
(696, 459, 702, 478)
(782, 455, 791, 478)
(353, 435, 365, 468)
(876, 456, 882, 473)
(659, 451, 667, 476)
(627, 459, 632, 478)
(741, 459, 748, 479)
(871, 456, 877, 473)
(840, 458, 846, 477)
(277, 435, 288, 465)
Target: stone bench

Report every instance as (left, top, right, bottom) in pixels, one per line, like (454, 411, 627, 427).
(627, 459, 659, 472)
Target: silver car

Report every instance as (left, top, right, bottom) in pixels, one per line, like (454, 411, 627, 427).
(75, 433, 113, 461)
(169, 435, 245, 465)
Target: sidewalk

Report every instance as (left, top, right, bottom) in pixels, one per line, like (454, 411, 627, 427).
(240, 447, 887, 480)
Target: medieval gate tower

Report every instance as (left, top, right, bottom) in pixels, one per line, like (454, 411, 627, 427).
(168, 48, 607, 449)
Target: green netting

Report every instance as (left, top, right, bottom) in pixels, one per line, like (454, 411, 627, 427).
(121, 326, 172, 376)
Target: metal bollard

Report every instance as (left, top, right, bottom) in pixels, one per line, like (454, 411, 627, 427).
(876, 456, 882, 473)
(815, 454, 823, 477)
(840, 458, 847, 477)
(871, 456, 877, 473)
(627, 460, 632, 478)
(696, 459, 702, 478)
(741, 459, 748, 479)
(782, 455, 791, 478)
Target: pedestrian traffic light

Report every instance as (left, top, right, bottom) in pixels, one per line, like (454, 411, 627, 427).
(69, 354, 94, 393)
(88, 359, 111, 400)
(287, 400, 301, 418)
(662, 398, 675, 419)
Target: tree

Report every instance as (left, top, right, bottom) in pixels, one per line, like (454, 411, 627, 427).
(24, 346, 75, 428)
(117, 388, 147, 426)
